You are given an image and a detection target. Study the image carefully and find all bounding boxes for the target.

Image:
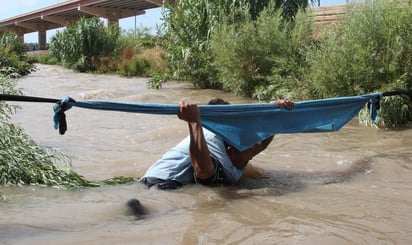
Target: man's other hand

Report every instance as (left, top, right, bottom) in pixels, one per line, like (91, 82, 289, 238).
(272, 99, 294, 110)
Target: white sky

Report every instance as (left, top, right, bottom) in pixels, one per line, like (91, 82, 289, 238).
(0, 0, 350, 43)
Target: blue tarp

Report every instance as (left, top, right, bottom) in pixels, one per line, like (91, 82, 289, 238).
(65, 93, 382, 151)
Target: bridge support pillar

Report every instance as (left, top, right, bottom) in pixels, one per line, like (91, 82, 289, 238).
(38, 30, 47, 50)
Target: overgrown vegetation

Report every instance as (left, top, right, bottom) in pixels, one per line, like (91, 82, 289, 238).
(115, 29, 167, 77)
(50, 17, 121, 72)
(159, 0, 411, 127)
(0, 118, 95, 188)
(210, 4, 312, 98)
(35, 0, 412, 127)
(0, 31, 36, 76)
(305, 0, 412, 127)
(0, 75, 137, 200)
(156, 0, 317, 89)
(0, 75, 84, 199)
(0, 31, 139, 199)
(45, 19, 167, 78)
(157, 0, 227, 88)
(30, 52, 59, 65)
(0, 30, 80, 199)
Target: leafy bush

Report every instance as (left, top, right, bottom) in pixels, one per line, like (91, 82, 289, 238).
(83, 28, 167, 77)
(30, 52, 59, 65)
(0, 121, 95, 188)
(119, 27, 157, 50)
(159, 0, 223, 88)
(0, 116, 136, 189)
(0, 31, 26, 54)
(95, 56, 117, 73)
(158, 0, 317, 89)
(139, 46, 168, 74)
(50, 17, 120, 72)
(0, 31, 35, 76)
(0, 75, 95, 189)
(211, 3, 312, 99)
(306, 0, 412, 97)
(0, 26, 146, 197)
(0, 75, 137, 198)
(115, 31, 166, 78)
(159, 0, 255, 88)
(305, 0, 412, 126)
(118, 54, 151, 77)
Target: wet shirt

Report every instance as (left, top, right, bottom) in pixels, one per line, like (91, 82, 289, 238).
(142, 128, 244, 184)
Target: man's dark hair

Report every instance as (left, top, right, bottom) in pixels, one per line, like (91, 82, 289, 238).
(208, 98, 230, 105)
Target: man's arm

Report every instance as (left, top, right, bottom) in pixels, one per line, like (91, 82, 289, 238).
(249, 135, 274, 158)
(178, 101, 214, 180)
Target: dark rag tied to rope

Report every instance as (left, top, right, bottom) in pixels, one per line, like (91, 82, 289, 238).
(53, 96, 75, 135)
(1, 90, 411, 151)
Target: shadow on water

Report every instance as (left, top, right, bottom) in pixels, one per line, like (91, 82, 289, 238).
(217, 157, 374, 199)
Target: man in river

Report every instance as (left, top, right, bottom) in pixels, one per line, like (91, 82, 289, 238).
(140, 98, 294, 190)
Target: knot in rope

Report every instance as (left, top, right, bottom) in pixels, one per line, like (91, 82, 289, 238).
(53, 96, 76, 135)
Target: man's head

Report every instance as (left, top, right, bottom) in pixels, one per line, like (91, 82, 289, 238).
(208, 98, 230, 105)
(207, 98, 251, 168)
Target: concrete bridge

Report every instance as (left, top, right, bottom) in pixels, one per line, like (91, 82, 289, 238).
(0, 0, 172, 50)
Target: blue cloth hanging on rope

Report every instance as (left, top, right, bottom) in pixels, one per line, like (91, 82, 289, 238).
(52, 93, 382, 151)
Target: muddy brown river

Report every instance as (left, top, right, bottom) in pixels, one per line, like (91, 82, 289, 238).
(1, 64, 412, 244)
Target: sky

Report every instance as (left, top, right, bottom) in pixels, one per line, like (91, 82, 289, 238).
(0, 0, 349, 43)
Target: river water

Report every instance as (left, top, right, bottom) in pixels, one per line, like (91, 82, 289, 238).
(1, 64, 412, 244)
